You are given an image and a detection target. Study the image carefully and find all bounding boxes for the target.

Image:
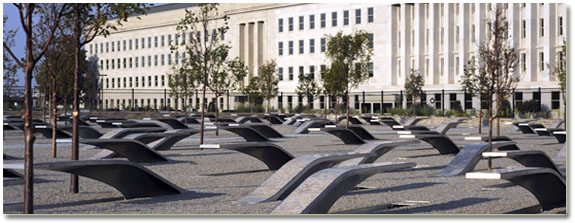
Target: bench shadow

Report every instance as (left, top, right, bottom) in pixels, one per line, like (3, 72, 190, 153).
(202, 169, 270, 177)
(34, 197, 125, 211)
(346, 182, 445, 196)
(347, 197, 496, 214)
(120, 191, 225, 205)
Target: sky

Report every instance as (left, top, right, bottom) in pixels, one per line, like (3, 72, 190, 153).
(3, 3, 27, 86)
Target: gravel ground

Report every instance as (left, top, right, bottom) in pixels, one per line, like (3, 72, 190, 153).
(2, 117, 567, 215)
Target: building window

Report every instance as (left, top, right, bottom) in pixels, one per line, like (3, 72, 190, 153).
(154, 55, 158, 66)
(472, 25, 476, 43)
(161, 35, 165, 47)
(279, 67, 283, 81)
(288, 17, 293, 31)
(332, 12, 337, 27)
(123, 40, 126, 51)
(299, 40, 304, 54)
(552, 91, 560, 109)
(321, 38, 326, 52)
(111, 59, 115, 69)
(168, 54, 172, 65)
(440, 57, 444, 76)
(320, 65, 326, 79)
(309, 15, 315, 29)
(287, 96, 293, 110)
(161, 54, 165, 66)
(309, 65, 315, 79)
(320, 13, 326, 28)
(135, 39, 139, 49)
(100, 43, 103, 53)
(539, 52, 544, 71)
(368, 33, 374, 49)
(123, 58, 126, 68)
(148, 37, 151, 48)
(154, 36, 158, 47)
(299, 66, 304, 79)
(129, 58, 133, 68)
(148, 55, 151, 67)
(154, 76, 158, 87)
(141, 38, 145, 48)
(117, 40, 120, 51)
(175, 53, 179, 65)
(355, 9, 361, 24)
(89, 44, 93, 54)
(106, 42, 109, 52)
(288, 41, 294, 55)
(111, 78, 114, 88)
(425, 58, 429, 77)
(135, 57, 138, 68)
(212, 29, 217, 41)
(521, 53, 526, 72)
(289, 67, 294, 80)
(540, 18, 544, 37)
(367, 7, 374, 23)
(309, 39, 315, 53)
(522, 20, 526, 38)
(175, 33, 179, 45)
(299, 16, 304, 30)
(129, 39, 132, 50)
(320, 95, 325, 109)
(278, 42, 283, 55)
(368, 62, 373, 77)
(278, 18, 283, 32)
(455, 57, 460, 75)
(162, 75, 165, 86)
(343, 10, 349, 25)
(558, 17, 563, 36)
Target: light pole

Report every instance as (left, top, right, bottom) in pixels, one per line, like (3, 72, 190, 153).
(99, 74, 107, 111)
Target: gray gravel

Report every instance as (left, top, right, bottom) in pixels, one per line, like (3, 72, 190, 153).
(2, 119, 567, 215)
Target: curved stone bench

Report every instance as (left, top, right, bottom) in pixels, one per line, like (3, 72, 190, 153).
(83, 139, 170, 163)
(517, 123, 536, 134)
(242, 124, 284, 138)
(321, 128, 367, 144)
(270, 162, 417, 214)
(482, 150, 563, 176)
(99, 127, 167, 139)
(35, 160, 184, 199)
(553, 131, 566, 143)
(176, 117, 200, 124)
(437, 141, 520, 177)
(32, 124, 72, 139)
(3, 123, 20, 131)
(95, 120, 134, 128)
(554, 144, 566, 160)
(236, 116, 263, 124)
(380, 118, 401, 128)
(262, 115, 284, 124)
(208, 142, 295, 170)
(219, 126, 270, 142)
(337, 140, 420, 167)
(466, 167, 565, 211)
(292, 120, 335, 134)
(123, 131, 192, 150)
(399, 134, 461, 155)
(237, 152, 374, 203)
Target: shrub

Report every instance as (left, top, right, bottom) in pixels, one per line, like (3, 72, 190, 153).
(499, 100, 513, 118)
(516, 100, 541, 115)
(389, 107, 407, 116)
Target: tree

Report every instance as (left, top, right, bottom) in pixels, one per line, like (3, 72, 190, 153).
(207, 56, 247, 133)
(324, 31, 373, 128)
(3, 16, 20, 109)
(242, 76, 261, 113)
(404, 69, 424, 117)
(167, 64, 196, 118)
(3, 3, 69, 214)
(460, 58, 489, 134)
(322, 63, 346, 122)
(296, 71, 321, 112)
(258, 60, 279, 124)
(464, 5, 519, 170)
(549, 40, 566, 124)
(175, 3, 229, 145)
(66, 3, 150, 194)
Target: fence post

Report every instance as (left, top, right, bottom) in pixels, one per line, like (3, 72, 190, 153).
(380, 90, 384, 115)
(512, 88, 515, 118)
(195, 89, 199, 110)
(362, 91, 365, 114)
(538, 87, 542, 111)
(442, 89, 445, 115)
(463, 89, 467, 111)
(399, 90, 403, 109)
(131, 88, 135, 111)
(164, 89, 167, 111)
(227, 89, 230, 112)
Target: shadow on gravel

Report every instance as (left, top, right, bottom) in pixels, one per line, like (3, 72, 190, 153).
(346, 182, 445, 196)
(202, 169, 270, 177)
(370, 197, 496, 214)
(34, 197, 124, 211)
(120, 191, 225, 205)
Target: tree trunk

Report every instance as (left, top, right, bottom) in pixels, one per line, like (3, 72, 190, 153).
(52, 77, 58, 158)
(70, 8, 81, 194)
(41, 87, 46, 123)
(487, 99, 494, 170)
(324, 93, 328, 119)
(23, 4, 36, 213)
(345, 93, 350, 128)
(478, 101, 482, 134)
(413, 97, 417, 117)
(215, 94, 219, 136)
(199, 83, 207, 148)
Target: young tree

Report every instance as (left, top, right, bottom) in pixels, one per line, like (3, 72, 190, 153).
(549, 40, 567, 124)
(3, 3, 69, 214)
(167, 64, 196, 120)
(460, 58, 489, 134)
(167, 65, 184, 111)
(322, 63, 347, 122)
(175, 3, 229, 145)
(258, 60, 279, 124)
(66, 3, 150, 194)
(207, 55, 247, 134)
(242, 76, 261, 113)
(324, 31, 373, 128)
(296, 71, 321, 112)
(404, 69, 424, 117)
(465, 5, 519, 170)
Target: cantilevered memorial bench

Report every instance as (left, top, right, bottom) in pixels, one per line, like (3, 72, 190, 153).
(270, 162, 417, 214)
(220, 123, 284, 138)
(123, 131, 195, 149)
(315, 127, 375, 145)
(6, 160, 184, 199)
(533, 120, 565, 136)
(380, 117, 401, 128)
(4, 123, 20, 131)
(390, 117, 428, 130)
(32, 124, 73, 139)
(262, 115, 284, 125)
(337, 116, 364, 125)
(292, 119, 335, 134)
(94, 120, 135, 128)
(4, 168, 24, 186)
(82, 138, 172, 163)
(177, 117, 201, 124)
(465, 167, 566, 211)
(217, 125, 270, 142)
(436, 141, 520, 177)
(481, 150, 563, 177)
(553, 131, 566, 143)
(399, 121, 464, 136)
(400, 134, 520, 155)
(237, 152, 375, 203)
(235, 116, 264, 124)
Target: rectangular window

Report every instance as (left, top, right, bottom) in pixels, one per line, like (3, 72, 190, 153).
(135, 39, 139, 49)
(299, 66, 304, 78)
(299, 16, 304, 30)
(522, 20, 526, 38)
(106, 60, 109, 70)
(161, 54, 165, 66)
(368, 7, 374, 23)
(539, 52, 544, 71)
(321, 38, 326, 52)
(141, 38, 145, 48)
(117, 41, 120, 51)
(148, 56, 151, 67)
(123, 58, 126, 68)
(111, 79, 114, 88)
(355, 9, 361, 24)
(288, 96, 293, 110)
(182, 53, 186, 63)
(161, 75, 165, 86)
(455, 57, 460, 75)
(309, 15, 315, 29)
(288, 17, 293, 31)
(521, 53, 526, 72)
(343, 10, 349, 25)
(106, 42, 109, 52)
(154, 36, 158, 47)
(168, 54, 172, 65)
(129, 39, 132, 50)
(148, 37, 151, 48)
(90, 44, 93, 54)
(368, 62, 373, 77)
(279, 67, 284, 81)
(111, 59, 115, 69)
(135, 57, 138, 68)
(181, 33, 186, 44)
(289, 41, 294, 55)
(129, 77, 132, 87)
(278, 18, 283, 32)
(558, 17, 563, 36)
(175, 53, 179, 65)
(320, 65, 326, 79)
(100, 43, 103, 53)
(552, 91, 560, 109)
(129, 58, 133, 68)
(368, 33, 374, 49)
(155, 75, 158, 87)
(289, 67, 294, 80)
(309, 39, 315, 53)
(332, 12, 337, 27)
(299, 40, 304, 54)
(154, 55, 158, 66)
(175, 34, 179, 45)
(161, 35, 165, 47)
(321, 13, 326, 28)
(540, 18, 544, 37)
(472, 25, 476, 43)
(309, 65, 315, 79)
(142, 56, 145, 67)
(278, 42, 283, 55)
(440, 57, 444, 76)
(123, 40, 126, 51)
(212, 29, 217, 41)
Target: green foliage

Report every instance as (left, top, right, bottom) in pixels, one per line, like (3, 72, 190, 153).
(516, 100, 541, 114)
(451, 101, 463, 112)
(296, 72, 321, 107)
(235, 104, 264, 113)
(388, 107, 408, 116)
(404, 69, 425, 103)
(167, 64, 196, 110)
(499, 99, 512, 118)
(405, 104, 435, 116)
(258, 60, 279, 113)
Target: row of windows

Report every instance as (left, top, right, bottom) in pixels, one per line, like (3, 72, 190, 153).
(277, 63, 374, 81)
(278, 7, 374, 33)
(105, 75, 165, 89)
(278, 34, 373, 56)
(98, 53, 188, 70)
(89, 30, 225, 55)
